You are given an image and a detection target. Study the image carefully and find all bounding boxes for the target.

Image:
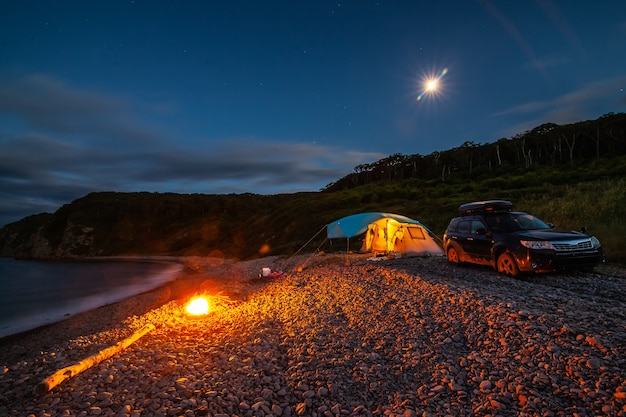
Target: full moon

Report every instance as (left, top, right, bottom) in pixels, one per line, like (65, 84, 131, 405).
(425, 79, 439, 91)
(416, 68, 448, 101)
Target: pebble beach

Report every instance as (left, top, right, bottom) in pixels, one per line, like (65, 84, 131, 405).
(1, 254, 625, 417)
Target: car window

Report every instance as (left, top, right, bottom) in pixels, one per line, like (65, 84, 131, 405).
(485, 213, 550, 232)
(485, 215, 516, 232)
(470, 220, 486, 233)
(457, 220, 471, 233)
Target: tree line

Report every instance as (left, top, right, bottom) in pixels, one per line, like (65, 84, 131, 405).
(323, 112, 626, 191)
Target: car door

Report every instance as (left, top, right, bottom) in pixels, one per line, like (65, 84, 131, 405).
(455, 219, 475, 257)
(469, 219, 493, 261)
(453, 218, 492, 263)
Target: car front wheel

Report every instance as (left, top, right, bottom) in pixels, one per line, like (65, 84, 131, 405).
(497, 252, 520, 277)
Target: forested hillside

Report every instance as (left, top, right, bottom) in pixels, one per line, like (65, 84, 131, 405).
(324, 112, 626, 190)
(1, 113, 625, 263)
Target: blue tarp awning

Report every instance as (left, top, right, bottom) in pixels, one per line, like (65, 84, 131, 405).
(326, 212, 428, 239)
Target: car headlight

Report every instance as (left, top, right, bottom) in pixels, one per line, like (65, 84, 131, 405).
(520, 240, 554, 250)
(590, 236, 601, 249)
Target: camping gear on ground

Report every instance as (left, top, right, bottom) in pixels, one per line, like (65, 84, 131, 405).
(259, 267, 284, 279)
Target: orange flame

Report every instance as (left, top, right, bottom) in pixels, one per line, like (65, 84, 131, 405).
(186, 296, 210, 315)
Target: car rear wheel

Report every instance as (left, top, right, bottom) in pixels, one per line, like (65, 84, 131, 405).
(447, 246, 461, 265)
(497, 252, 520, 277)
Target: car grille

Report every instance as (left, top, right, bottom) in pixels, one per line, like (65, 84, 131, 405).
(552, 239, 593, 252)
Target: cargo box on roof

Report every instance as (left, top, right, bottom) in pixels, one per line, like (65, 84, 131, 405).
(458, 200, 513, 216)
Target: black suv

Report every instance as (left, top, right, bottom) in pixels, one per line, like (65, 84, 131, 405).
(443, 200, 604, 276)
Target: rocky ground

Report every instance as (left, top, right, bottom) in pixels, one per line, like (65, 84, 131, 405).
(0, 254, 625, 417)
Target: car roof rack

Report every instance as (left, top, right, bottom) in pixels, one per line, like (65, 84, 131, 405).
(458, 200, 513, 216)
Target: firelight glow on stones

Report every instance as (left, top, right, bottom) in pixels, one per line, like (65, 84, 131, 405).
(417, 68, 448, 101)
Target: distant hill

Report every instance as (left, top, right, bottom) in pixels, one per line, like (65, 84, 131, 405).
(1, 113, 625, 263)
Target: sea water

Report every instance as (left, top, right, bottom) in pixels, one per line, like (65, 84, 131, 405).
(0, 258, 182, 339)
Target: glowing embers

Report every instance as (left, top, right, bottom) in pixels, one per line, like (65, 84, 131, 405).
(185, 296, 210, 316)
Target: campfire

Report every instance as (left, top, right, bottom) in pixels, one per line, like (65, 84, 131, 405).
(184, 293, 235, 317)
(185, 296, 210, 316)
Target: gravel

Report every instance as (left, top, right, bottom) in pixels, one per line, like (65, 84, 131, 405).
(0, 255, 625, 417)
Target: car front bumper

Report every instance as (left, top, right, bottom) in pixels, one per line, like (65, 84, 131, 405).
(515, 248, 604, 273)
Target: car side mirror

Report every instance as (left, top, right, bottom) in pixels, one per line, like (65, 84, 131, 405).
(475, 228, 487, 235)
(581, 226, 587, 234)
(547, 223, 555, 229)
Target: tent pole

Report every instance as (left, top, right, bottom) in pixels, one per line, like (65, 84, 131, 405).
(290, 225, 327, 260)
(296, 237, 329, 272)
(385, 219, 390, 255)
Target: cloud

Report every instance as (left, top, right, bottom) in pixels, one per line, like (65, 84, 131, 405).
(0, 74, 161, 145)
(479, 0, 550, 83)
(491, 75, 626, 137)
(522, 54, 566, 72)
(535, 0, 586, 60)
(0, 135, 380, 226)
(0, 75, 384, 226)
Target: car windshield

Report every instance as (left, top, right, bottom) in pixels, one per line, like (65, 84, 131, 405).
(484, 213, 551, 232)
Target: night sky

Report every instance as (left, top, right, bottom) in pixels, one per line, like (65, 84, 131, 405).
(1, 1, 625, 226)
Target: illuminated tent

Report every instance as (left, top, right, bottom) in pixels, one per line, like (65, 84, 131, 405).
(326, 212, 443, 257)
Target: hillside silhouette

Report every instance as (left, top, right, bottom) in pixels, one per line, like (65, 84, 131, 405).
(1, 112, 625, 263)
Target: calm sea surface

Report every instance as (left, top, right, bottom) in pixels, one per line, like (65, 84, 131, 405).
(0, 258, 182, 339)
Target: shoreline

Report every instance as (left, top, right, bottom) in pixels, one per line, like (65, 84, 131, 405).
(0, 255, 291, 360)
(0, 257, 185, 340)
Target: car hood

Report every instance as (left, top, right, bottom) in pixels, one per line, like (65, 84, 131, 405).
(508, 229, 590, 241)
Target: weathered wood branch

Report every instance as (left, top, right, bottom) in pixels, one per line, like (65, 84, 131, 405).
(34, 323, 155, 395)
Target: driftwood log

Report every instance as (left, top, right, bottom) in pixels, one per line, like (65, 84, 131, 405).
(34, 323, 155, 395)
